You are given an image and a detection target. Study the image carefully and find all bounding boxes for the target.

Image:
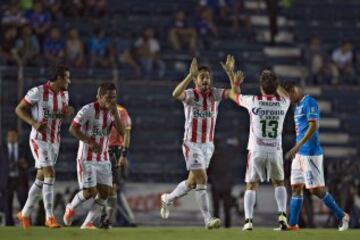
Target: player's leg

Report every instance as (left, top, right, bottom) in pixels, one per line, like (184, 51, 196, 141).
(272, 179, 288, 230)
(64, 161, 97, 226)
(242, 151, 264, 231)
(17, 169, 44, 228)
(270, 152, 288, 231)
(288, 154, 305, 230)
(304, 156, 349, 231)
(82, 184, 111, 229)
(160, 143, 197, 219)
(192, 168, 220, 229)
(195, 143, 220, 229)
(160, 171, 196, 219)
(289, 184, 304, 230)
(17, 139, 45, 229)
(100, 183, 117, 228)
(42, 165, 59, 227)
(243, 182, 258, 231)
(81, 163, 112, 229)
(41, 142, 60, 228)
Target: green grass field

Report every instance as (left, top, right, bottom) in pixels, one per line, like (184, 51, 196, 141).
(1, 227, 359, 240)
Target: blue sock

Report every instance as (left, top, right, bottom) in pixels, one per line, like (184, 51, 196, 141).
(322, 192, 345, 220)
(289, 196, 303, 226)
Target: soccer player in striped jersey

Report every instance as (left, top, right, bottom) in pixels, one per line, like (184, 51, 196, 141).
(160, 56, 239, 229)
(283, 82, 349, 231)
(15, 66, 74, 228)
(226, 69, 291, 231)
(63, 83, 125, 229)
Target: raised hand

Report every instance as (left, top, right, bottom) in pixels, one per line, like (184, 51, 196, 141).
(220, 54, 235, 76)
(233, 70, 245, 87)
(189, 58, 199, 78)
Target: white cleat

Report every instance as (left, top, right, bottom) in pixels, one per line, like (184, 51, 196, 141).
(339, 213, 350, 231)
(274, 213, 288, 231)
(206, 217, 221, 230)
(160, 193, 171, 219)
(242, 219, 253, 231)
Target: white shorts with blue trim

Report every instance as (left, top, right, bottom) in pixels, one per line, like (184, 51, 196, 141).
(291, 154, 325, 189)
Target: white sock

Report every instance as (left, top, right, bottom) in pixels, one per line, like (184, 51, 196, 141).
(83, 197, 107, 225)
(43, 177, 55, 218)
(166, 180, 191, 202)
(195, 184, 212, 224)
(22, 179, 43, 217)
(274, 186, 287, 213)
(69, 190, 87, 209)
(105, 196, 117, 222)
(244, 190, 256, 219)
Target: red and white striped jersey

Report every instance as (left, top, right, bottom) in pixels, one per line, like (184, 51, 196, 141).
(235, 94, 290, 152)
(183, 88, 225, 144)
(71, 102, 114, 163)
(23, 81, 69, 144)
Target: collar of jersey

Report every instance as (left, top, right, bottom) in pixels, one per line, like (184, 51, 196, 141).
(194, 87, 211, 96)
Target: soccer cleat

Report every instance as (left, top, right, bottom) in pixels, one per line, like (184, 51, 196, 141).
(206, 217, 221, 230)
(63, 205, 75, 226)
(16, 212, 31, 229)
(45, 216, 61, 228)
(274, 212, 288, 231)
(99, 218, 112, 229)
(338, 213, 350, 231)
(81, 222, 97, 229)
(242, 218, 253, 231)
(288, 224, 300, 231)
(160, 193, 171, 219)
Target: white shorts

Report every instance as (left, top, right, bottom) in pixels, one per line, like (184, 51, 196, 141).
(245, 151, 284, 183)
(182, 141, 215, 170)
(291, 154, 325, 189)
(30, 138, 60, 169)
(77, 160, 113, 189)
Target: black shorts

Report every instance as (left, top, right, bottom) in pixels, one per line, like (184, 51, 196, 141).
(109, 146, 123, 184)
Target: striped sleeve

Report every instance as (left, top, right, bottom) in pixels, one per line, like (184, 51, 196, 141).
(24, 86, 41, 105)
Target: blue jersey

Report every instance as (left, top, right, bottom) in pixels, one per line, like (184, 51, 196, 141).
(294, 95, 323, 156)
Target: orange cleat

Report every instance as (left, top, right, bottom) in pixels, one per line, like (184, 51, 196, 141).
(63, 206, 75, 226)
(45, 216, 61, 228)
(81, 222, 97, 229)
(288, 225, 300, 231)
(16, 212, 31, 229)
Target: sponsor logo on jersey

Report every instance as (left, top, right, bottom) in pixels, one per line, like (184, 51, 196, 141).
(44, 109, 65, 119)
(91, 128, 109, 137)
(259, 101, 280, 107)
(251, 107, 285, 116)
(193, 110, 213, 118)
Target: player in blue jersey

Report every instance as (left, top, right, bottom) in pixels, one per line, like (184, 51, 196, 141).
(283, 82, 349, 231)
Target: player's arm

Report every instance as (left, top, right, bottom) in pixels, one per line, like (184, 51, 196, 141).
(110, 103, 125, 136)
(226, 70, 245, 103)
(172, 58, 198, 101)
(276, 85, 290, 99)
(15, 98, 46, 133)
(69, 107, 101, 152)
(221, 54, 241, 99)
(286, 121, 317, 160)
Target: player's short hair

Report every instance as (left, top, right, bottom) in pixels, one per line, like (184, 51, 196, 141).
(50, 65, 69, 82)
(259, 70, 278, 95)
(97, 83, 117, 97)
(198, 65, 211, 74)
(283, 81, 296, 93)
